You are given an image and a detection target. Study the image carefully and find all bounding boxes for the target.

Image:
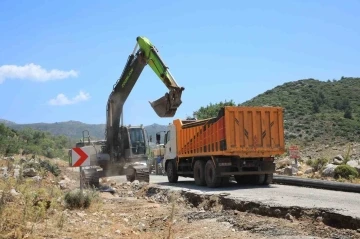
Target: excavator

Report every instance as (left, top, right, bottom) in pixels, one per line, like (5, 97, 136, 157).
(75, 36, 185, 187)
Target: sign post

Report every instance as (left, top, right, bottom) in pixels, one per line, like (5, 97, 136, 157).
(289, 145, 300, 175)
(289, 145, 300, 162)
(71, 146, 91, 195)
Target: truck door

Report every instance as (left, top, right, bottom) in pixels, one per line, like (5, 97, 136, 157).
(164, 124, 177, 161)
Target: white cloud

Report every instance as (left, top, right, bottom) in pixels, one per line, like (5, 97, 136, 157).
(0, 63, 78, 83)
(48, 90, 90, 106)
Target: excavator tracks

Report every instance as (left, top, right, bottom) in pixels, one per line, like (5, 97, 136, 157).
(126, 167, 150, 183)
(81, 168, 100, 188)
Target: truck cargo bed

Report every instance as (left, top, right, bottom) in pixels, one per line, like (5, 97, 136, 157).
(174, 106, 285, 158)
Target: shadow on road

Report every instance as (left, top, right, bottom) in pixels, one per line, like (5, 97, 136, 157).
(152, 179, 276, 192)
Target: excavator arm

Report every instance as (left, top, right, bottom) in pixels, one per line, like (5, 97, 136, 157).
(105, 36, 185, 157)
(136, 37, 185, 116)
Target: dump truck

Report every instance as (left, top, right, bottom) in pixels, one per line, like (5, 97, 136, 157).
(160, 106, 285, 188)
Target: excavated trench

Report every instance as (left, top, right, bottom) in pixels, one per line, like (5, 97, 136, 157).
(145, 186, 360, 232)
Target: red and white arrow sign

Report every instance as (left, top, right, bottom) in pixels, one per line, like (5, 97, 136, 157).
(71, 147, 91, 167)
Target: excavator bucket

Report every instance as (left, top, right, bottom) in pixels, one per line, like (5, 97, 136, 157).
(150, 87, 185, 117)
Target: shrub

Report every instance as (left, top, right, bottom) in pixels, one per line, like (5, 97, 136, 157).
(310, 158, 329, 171)
(64, 189, 99, 210)
(334, 165, 359, 179)
(40, 160, 61, 177)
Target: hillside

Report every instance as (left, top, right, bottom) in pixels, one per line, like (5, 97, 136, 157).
(193, 77, 360, 146)
(240, 77, 360, 145)
(3, 77, 360, 147)
(0, 123, 69, 158)
(0, 120, 168, 144)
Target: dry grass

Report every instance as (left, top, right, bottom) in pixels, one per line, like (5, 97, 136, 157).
(0, 175, 64, 238)
(0, 155, 101, 239)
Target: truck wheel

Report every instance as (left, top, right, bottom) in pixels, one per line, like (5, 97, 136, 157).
(193, 160, 206, 186)
(167, 160, 178, 183)
(257, 174, 266, 185)
(204, 160, 221, 188)
(263, 173, 273, 185)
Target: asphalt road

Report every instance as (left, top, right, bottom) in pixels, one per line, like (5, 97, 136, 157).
(112, 174, 360, 219)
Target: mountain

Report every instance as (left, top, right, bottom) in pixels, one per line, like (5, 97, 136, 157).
(240, 77, 360, 145)
(2, 76, 360, 147)
(0, 120, 168, 144)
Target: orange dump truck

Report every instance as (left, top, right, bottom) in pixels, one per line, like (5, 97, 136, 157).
(160, 106, 285, 188)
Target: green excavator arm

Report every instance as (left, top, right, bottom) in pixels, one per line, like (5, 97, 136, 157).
(136, 36, 179, 89)
(136, 36, 185, 117)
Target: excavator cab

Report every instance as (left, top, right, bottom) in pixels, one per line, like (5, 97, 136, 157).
(128, 127, 147, 155)
(150, 87, 185, 117)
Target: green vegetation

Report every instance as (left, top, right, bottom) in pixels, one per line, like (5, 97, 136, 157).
(334, 165, 359, 180)
(306, 158, 329, 172)
(193, 100, 237, 119)
(0, 123, 70, 159)
(0, 119, 167, 145)
(64, 189, 100, 210)
(0, 120, 106, 140)
(192, 77, 360, 145)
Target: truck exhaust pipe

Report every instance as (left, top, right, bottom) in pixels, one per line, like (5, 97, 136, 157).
(149, 87, 185, 117)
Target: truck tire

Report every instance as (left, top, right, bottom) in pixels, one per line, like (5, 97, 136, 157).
(257, 174, 266, 184)
(193, 160, 206, 186)
(166, 160, 178, 183)
(204, 160, 221, 188)
(263, 173, 273, 185)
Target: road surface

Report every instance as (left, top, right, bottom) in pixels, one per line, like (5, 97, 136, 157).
(112, 174, 360, 219)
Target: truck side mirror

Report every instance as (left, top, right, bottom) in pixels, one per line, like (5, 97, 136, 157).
(156, 133, 161, 144)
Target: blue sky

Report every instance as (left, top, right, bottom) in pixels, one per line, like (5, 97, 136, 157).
(1, 0, 360, 126)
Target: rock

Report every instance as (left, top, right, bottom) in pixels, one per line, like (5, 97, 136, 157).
(285, 213, 294, 222)
(4, 156, 15, 162)
(283, 166, 292, 176)
(0, 167, 8, 178)
(23, 168, 37, 177)
(304, 168, 314, 174)
(10, 188, 21, 197)
(32, 176, 42, 182)
(275, 169, 284, 174)
(276, 158, 291, 169)
(274, 209, 282, 217)
(291, 165, 299, 175)
(132, 180, 140, 185)
(296, 171, 304, 176)
(13, 168, 20, 178)
(76, 212, 87, 218)
(347, 160, 359, 167)
(332, 155, 344, 165)
(115, 230, 121, 234)
(321, 164, 338, 177)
